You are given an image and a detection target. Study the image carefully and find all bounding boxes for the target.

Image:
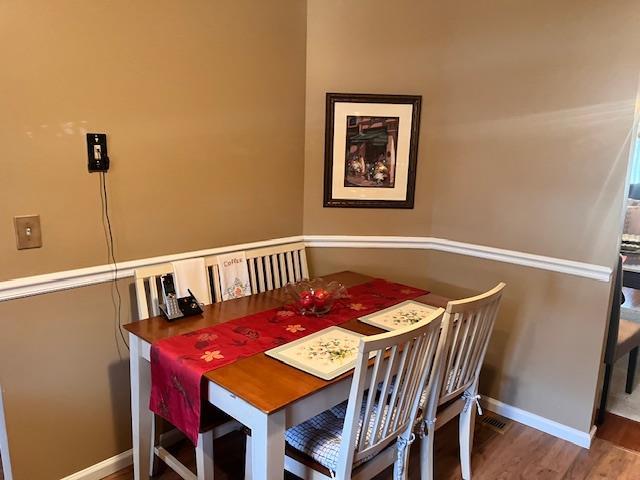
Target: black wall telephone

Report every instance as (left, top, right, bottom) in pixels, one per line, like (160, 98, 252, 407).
(159, 274, 204, 321)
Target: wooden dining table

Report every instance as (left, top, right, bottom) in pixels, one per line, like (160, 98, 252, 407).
(124, 271, 449, 480)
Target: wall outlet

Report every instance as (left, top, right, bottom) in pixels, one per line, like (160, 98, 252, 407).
(14, 215, 42, 249)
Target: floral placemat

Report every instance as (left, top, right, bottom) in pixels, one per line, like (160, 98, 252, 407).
(265, 326, 367, 380)
(358, 300, 438, 331)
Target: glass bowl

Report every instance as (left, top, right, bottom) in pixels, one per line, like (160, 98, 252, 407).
(285, 278, 348, 316)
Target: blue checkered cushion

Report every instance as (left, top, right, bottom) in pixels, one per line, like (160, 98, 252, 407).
(285, 398, 391, 472)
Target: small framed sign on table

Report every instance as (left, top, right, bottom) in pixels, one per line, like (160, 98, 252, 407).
(323, 93, 422, 209)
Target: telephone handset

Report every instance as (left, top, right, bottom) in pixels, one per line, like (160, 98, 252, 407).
(159, 274, 204, 321)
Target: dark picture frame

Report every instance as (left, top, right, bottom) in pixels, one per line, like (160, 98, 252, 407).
(323, 93, 422, 208)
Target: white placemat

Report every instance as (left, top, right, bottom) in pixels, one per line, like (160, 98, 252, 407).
(358, 300, 438, 331)
(266, 327, 365, 380)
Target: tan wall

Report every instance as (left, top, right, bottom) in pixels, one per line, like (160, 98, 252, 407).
(1, 0, 639, 477)
(0, 0, 306, 282)
(303, 0, 639, 266)
(0, 281, 135, 480)
(0, 1, 306, 478)
(303, 0, 640, 434)
(308, 247, 612, 432)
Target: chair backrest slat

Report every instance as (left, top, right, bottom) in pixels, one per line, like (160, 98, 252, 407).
(380, 341, 409, 440)
(271, 255, 282, 288)
(448, 312, 472, 391)
(467, 298, 501, 384)
(457, 310, 484, 384)
(300, 248, 309, 279)
(358, 353, 384, 451)
(211, 264, 223, 302)
(369, 345, 398, 443)
(247, 257, 266, 293)
(148, 275, 160, 317)
(135, 277, 149, 320)
(293, 250, 302, 281)
(263, 256, 273, 290)
(255, 257, 266, 291)
(286, 251, 295, 281)
(335, 308, 445, 478)
(300, 248, 309, 278)
(278, 253, 288, 285)
(248, 258, 258, 295)
(442, 312, 462, 390)
(391, 336, 423, 432)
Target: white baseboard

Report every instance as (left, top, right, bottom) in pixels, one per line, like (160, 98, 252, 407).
(482, 396, 594, 449)
(59, 449, 132, 480)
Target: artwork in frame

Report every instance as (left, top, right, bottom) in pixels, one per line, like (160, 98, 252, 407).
(323, 93, 422, 208)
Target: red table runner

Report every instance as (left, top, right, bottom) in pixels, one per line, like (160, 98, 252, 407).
(150, 279, 428, 444)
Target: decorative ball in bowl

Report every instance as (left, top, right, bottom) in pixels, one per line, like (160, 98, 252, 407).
(285, 279, 348, 316)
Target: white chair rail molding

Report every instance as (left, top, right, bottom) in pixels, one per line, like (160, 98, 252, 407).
(0, 235, 611, 303)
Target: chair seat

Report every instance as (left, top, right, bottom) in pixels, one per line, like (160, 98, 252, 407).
(285, 399, 391, 472)
(617, 319, 640, 359)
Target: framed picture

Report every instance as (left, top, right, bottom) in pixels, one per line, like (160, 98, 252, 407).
(323, 93, 422, 208)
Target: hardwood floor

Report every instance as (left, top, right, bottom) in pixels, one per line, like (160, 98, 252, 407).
(597, 412, 640, 454)
(102, 413, 640, 480)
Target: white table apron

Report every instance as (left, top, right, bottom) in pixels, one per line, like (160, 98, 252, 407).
(129, 332, 355, 480)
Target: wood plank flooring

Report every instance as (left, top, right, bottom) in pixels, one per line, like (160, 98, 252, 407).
(102, 413, 640, 480)
(597, 412, 640, 453)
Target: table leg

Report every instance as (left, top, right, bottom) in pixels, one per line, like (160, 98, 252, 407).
(130, 334, 153, 480)
(251, 409, 285, 480)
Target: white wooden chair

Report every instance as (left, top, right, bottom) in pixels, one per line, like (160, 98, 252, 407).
(134, 260, 238, 480)
(283, 308, 446, 480)
(417, 283, 506, 480)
